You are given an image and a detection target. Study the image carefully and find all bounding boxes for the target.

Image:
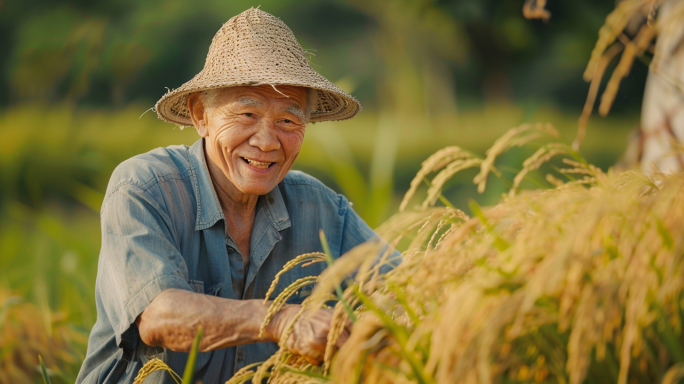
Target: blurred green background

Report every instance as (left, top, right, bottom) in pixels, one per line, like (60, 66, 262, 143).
(0, 0, 647, 381)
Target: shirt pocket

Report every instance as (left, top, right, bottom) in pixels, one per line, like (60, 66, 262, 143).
(188, 280, 204, 294)
(188, 280, 222, 296)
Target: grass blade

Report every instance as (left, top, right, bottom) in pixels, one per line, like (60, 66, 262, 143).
(181, 326, 204, 384)
(39, 355, 52, 384)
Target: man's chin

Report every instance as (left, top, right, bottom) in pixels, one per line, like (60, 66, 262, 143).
(235, 182, 278, 197)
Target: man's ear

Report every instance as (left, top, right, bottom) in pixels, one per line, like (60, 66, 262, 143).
(188, 93, 208, 137)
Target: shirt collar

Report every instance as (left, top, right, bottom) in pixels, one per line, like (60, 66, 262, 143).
(188, 138, 291, 232)
(259, 186, 291, 231)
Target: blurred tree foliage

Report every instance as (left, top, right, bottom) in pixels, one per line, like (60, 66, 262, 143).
(0, 0, 648, 114)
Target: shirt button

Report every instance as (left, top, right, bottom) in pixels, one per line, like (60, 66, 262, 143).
(227, 246, 236, 254)
(237, 352, 244, 362)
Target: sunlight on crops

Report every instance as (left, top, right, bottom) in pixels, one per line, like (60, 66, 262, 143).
(225, 125, 684, 384)
(0, 103, 637, 382)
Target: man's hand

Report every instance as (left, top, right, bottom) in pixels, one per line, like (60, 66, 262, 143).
(266, 304, 352, 365)
(136, 289, 351, 363)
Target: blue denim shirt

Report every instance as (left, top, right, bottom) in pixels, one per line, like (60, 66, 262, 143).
(76, 138, 381, 384)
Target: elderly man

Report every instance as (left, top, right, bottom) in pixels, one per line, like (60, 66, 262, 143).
(76, 8, 385, 384)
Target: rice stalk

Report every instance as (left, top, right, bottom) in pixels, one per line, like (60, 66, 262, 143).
(598, 24, 656, 116)
(263, 252, 328, 304)
(583, 0, 647, 81)
(473, 123, 557, 193)
(422, 158, 482, 208)
(574, 43, 623, 151)
(306, 241, 386, 313)
(509, 143, 569, 196)
(323, 293, 357, 373)
(255, 300, 329, 383)
(251, 129, 684, 384)
(132, 358, 181, 384)
(259, 276, 319, 339)
(399, 146, 475, 212)
(575, 0, 684, 151)
(399, 147, 477, 212)
(224, 362, 263, 384)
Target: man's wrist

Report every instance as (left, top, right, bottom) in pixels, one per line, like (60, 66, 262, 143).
(261, 303, 297, 344)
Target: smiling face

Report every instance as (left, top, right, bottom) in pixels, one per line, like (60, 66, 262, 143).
(187, 85, 308, 202)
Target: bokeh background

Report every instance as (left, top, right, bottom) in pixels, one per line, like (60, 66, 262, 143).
(0, 0, 649, 381)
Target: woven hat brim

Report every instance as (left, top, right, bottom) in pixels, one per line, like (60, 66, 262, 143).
(155, 77, 360, 126)
(155, 7, 361, 125)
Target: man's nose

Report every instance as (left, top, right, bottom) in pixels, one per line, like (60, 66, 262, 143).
(248, 119, 281, 152)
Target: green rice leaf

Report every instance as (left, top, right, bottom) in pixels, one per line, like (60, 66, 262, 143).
(39, 355, 52, 384)
(181, 326, 204, 384)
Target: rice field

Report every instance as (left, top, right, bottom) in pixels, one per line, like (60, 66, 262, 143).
(0, 102, 637, 384)
(6, 0, 683, 382)
(226, 124, 684, 384)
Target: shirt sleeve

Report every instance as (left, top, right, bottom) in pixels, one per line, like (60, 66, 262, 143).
(338, 195, 401, 274)
(98, 181, 192, 349)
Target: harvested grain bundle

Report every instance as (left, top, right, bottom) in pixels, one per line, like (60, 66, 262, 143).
(241, 123, 684, 384)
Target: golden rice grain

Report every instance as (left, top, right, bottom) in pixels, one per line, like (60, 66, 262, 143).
(256, 122, 684, 384)
(132, 358, 181, 384)
(598, 24, 656, 117)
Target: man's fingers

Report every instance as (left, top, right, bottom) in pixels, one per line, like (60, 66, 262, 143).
(284, 307, 355, 364)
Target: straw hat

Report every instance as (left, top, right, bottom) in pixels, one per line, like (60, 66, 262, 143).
(155, 7, 361, 125)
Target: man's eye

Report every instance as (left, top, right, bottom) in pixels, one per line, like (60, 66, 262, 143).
(243, 113, 253, 117)
(283, 119, 292, 124)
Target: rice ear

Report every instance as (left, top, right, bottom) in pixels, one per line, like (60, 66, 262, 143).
(598, 24, 656, 117)
(473, 123, 558, 193)
(583, 0, 645, 81)
(400, 146, 476, 211)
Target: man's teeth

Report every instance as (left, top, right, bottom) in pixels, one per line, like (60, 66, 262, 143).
(244, 158, 272, 169)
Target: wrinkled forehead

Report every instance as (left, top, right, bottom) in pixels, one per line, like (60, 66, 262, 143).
(216, 85, 308, 109)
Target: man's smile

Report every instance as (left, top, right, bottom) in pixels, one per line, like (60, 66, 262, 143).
(241, 156, 274, 169)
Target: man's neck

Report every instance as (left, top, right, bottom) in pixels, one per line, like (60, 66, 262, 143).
(204, 149, 256, 262)
(203, 143, 258, 212)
